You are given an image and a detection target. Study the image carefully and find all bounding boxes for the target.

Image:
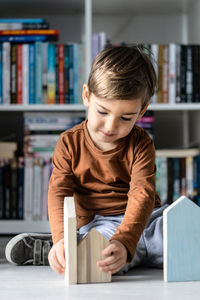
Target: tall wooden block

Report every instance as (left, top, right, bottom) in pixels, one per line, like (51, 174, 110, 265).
(64, 197, 111, 284)
(64, 197, 77, 285)
(163, 195, 200, 282)
(77, 228, 112, 283)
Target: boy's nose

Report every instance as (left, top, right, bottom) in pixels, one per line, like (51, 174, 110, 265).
(104, 118, 116, 132)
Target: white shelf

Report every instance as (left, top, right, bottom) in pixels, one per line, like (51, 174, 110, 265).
(0, 104, 86, 112)
(1, 103, 200, 112)
(149, 103, 200, 111)
(0, 220, 50, 234)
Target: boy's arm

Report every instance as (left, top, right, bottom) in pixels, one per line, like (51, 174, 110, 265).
(48, 134, 74, 244)
(110, 133, 159, 262)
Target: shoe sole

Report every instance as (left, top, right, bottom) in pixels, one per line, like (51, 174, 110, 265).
(5, 233, 52, 265)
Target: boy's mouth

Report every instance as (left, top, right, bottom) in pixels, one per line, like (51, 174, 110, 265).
(101, 131, 114, 137)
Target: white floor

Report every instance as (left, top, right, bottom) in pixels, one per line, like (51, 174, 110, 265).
(1, 262, 200, 300)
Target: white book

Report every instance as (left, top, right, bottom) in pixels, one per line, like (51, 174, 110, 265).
(32, 157, 43, 220)
(22, 44, 29, 105)
(150, 44, 158, 103)
(23, 157, 34, 221)
(3, 42, 10, 104)
(168, 43, 176, 104)
(42, 159, 51, 220)
(98, 32, 106, 51)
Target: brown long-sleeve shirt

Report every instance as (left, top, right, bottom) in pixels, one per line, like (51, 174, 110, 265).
(48, 119, 161, 261)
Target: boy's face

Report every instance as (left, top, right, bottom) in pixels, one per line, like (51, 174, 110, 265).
(82, 84, 149, 151)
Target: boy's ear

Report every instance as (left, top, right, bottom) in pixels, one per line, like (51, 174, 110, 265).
(137, 102, 150, 121)
(82, 84, 90, 107)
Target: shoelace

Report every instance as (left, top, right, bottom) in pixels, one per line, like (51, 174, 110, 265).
(33, 240, 52, 265)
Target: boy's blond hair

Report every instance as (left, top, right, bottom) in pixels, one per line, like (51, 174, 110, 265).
(88, 45, 157, 110)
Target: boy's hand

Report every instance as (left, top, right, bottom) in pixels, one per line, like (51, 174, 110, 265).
(48, 238, 66, 276)
(97, 240, 127, 275)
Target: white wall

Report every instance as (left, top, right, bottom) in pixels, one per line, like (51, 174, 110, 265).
(93, 14, 185, 44)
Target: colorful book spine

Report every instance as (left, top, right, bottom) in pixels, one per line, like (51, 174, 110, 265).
(17, 44, 23, 104)
(3, 42, 10, 104)
(58, 44, 65, 104)
(35, 42, 42, 104)
(0, 44, 2, 104)
(22, 44, 29, 105)
(10, 44, 17, 103)
(47, 44, 56, 104)
(29, 43, 35, 104)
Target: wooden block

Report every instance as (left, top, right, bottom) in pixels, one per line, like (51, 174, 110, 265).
(64, 197, 77, 285)
(163, 195, 200, 282)
(77, 228, 112, 283)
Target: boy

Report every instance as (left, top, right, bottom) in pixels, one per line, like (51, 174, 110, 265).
(6, 45, 166, 276)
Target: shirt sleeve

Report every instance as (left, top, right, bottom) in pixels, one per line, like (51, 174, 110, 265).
(110, 130, 157, 262)
(48, 133, 74, 244)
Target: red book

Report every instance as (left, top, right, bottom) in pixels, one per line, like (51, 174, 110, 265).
(17, 44, 23, 104)
(58, 44, 65, 104)
(0, 29, 59, 36)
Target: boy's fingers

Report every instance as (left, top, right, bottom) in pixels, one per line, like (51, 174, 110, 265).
(56, 245, 66, 267)
(102, 243, 116, 257)
(49, 249, 65, 276)
(97, 256, 121, 268)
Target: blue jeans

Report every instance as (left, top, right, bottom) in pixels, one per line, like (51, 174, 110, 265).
(78, 205, 168, 273)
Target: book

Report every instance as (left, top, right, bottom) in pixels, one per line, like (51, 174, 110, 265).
(22, 44, 29, 105)
(10, 158, 18, 219)
(0, 18, 46, 23)
(58, 44, 65, 104)
(0, 29, 59, 36)
(17, 44, 23, 104)
(3, 42, 10, 104)
(10, 44, 17, 103)
(168, 43, 176, 104)
(35, 42, 43, 104)
(17, 157, 24, 219)
(28, 43, 35, 104)
(47, 44, 56, 104)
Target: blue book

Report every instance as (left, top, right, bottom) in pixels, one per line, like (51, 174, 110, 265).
(0, 35, 48, 42)
(68, 43, 78, 104)
(17, 158, 24, 220)
(0, 44, 2, 104)
(64, 45, 70, 103)
(35, 42, 43, 104)
(29, 43, 35, 104)
(0, 18, 45, 23)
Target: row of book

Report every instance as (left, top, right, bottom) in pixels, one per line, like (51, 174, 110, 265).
(0, 156, 52, 221)
(1, 147, 200, 220)
(150, 43, 200, 104)
(0, 42, 85, 105)
(156, 149, 200, 206)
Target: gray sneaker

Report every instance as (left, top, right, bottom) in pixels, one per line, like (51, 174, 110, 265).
(5, 233, 52, 266)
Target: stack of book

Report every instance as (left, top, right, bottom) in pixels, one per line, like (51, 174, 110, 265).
(0, 18, 85, 105)
(155, 148, 200, 206)
(23, 112, 85, 221)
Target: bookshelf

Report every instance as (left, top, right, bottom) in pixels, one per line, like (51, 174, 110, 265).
(1, 0, 200, 233)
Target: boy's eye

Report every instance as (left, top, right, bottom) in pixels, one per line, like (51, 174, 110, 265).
(121, 116, 132, 121)
(97, 110, 107, 115)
